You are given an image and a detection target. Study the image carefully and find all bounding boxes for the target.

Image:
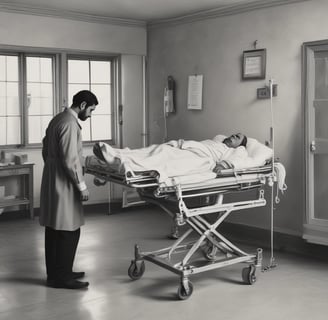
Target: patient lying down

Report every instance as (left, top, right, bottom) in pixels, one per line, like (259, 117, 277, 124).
(92, 133, 272, 183)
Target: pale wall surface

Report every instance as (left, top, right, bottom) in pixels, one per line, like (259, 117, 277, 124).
(147, 0, 328, 236)
(0, 11, 146, 55)
(0, 11, 146, 209)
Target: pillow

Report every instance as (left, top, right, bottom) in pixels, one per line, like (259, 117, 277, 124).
(246, 137, 273, 164)
(212, 134, 273, 166)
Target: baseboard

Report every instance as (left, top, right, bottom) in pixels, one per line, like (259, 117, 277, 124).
(220, 222, 328, 262)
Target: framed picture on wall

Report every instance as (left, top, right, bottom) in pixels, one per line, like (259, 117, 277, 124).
(242, 49, 266, 80)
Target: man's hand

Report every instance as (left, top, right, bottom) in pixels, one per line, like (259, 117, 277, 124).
(213, 160, 234, 174)
(80, 189, 89, 202)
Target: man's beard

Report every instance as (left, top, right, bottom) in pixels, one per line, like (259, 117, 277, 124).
(78, 111, 88, 121)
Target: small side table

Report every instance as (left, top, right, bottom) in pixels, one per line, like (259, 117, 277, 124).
(0, 163, 34, 219)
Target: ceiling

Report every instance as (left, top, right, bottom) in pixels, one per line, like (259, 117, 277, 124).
(0, 0, 304, 22)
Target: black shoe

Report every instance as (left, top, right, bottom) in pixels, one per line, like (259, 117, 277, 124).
(72, 271, 85, 279)
(50, 279, 89, 290)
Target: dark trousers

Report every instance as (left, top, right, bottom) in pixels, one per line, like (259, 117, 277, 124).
(45, 226, 80, 283)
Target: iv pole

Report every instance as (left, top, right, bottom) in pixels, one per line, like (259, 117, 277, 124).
(263, 78, 277, 271)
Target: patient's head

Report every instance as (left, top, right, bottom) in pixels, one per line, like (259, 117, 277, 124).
(223, 133, 247, 148)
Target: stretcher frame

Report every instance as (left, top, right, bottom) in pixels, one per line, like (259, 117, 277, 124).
(86, 162, 275, 299)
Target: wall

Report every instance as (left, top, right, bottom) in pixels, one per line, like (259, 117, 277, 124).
(0, 11, 146, 55)
(111, 54, 145, 201)
(147, 0, 328, 237)
(0, 11, 146, 210)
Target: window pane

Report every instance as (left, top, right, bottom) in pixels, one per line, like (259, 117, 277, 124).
(40, 98, 53, 115)
(40, 83, 53, 115)
(40, 83, 52, 97)
(0, 117, 6, 144)
(91, 61, 111, 83)
(0, 82, 5, 96)
(26, 57, 40, 82)
(0, 56, 5, 81)
(28, 115, 52, 144)
(0, 97, 5, 116)
(6, 116, 21, 144)
(27, 83, 41, 115)
(79, 118, 91, 141)
(28, 97, 41, 115)
(68, 60, 89, 84)
(27, 57, 53, 83)
(40, 58, 52, 82)
(6, 82, 20, 116)
(28, 115, 41, 143)
(27, 84, 53, 115)
(90, 84, 111, 114)
(91, 115, 111, 140)
(68, 57, 113, 142)
(41, 115, 52, 137)
(7, 56, 19, 82)
(68, 84, 89, 106)
(0, 55, 20, 127)
(27, 83, 41, 97)
(26, 56, 54, 144)
(0, 54, 56, 146)
(0, 83, 5, 116)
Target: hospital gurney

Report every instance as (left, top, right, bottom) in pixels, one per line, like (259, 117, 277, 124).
(86, 155, 285, 300)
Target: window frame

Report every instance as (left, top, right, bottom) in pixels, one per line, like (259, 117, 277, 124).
(0, 46, 119, 149)
(23, 53, 59, 147)
(0, 51, 23, 148)
(66, 54, 116, 145)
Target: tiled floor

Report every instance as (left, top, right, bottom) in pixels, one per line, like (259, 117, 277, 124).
(0, 206, 328, 320)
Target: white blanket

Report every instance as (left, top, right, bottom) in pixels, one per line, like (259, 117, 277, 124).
(94, 137, 273, 186)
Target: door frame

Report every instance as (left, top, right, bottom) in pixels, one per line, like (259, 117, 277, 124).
(303, 39, 328, 245)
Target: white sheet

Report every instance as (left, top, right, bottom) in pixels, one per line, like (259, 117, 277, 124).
(94, 136, 273, 186)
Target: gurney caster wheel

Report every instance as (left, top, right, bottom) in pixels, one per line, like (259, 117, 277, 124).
(242, 265, 257, 285)
(128, 260, 145, 280)
(177, 280, 194, 300)
(205, 246, 218, 261)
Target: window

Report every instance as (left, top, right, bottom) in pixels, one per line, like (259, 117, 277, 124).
(0, 53, 55, 146)
(26, 56, 55, 144)
(0, 49, 116, 147)
(68, 58, 112, 142)
(0, 54, 21, 145)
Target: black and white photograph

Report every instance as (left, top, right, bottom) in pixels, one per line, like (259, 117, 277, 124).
(0, 0, 327, 319)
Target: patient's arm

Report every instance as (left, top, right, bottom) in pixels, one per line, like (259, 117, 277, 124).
(212, 160, 234, 174)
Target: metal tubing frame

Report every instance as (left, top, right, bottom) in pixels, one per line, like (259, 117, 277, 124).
(87, 163, 273, 282)
(132, 186, 267, 279)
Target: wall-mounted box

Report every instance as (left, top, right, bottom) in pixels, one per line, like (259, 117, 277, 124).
(257, 84, 278, 99)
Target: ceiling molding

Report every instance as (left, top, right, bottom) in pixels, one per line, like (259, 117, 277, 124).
(0, 2, 147, 28)
(0, 0, 310, 29)
(147, 0, 310, 28)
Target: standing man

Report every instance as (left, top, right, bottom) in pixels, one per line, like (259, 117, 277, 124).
(39, 90, 98, 289)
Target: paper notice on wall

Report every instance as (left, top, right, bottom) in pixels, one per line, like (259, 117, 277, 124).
(187, 75, 203, 110)
(244, 56, 262, 76)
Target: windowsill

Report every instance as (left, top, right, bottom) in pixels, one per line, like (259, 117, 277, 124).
(83, 140, 114, 147)
(1, 139, 115, 150)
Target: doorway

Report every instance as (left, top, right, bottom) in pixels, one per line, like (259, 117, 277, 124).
(303, 40, 328, 245)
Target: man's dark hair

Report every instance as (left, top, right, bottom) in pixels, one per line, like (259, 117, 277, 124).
(241, 135, 248, 147)
(72, 90, 98, 107)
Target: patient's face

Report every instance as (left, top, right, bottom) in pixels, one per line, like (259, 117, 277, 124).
(223, 133, 245, 148)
